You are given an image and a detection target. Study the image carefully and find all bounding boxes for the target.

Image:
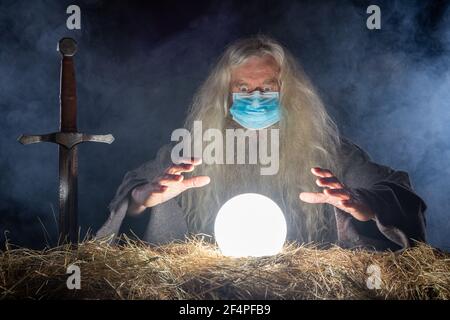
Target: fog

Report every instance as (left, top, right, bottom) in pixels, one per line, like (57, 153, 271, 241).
(0, 0, 448, 249)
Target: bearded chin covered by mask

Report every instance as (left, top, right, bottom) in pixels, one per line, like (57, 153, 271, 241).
(229, 91, 281, 130)
(223, 89, 283, 198)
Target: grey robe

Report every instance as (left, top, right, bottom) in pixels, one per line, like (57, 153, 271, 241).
(96, 137, 427, 251)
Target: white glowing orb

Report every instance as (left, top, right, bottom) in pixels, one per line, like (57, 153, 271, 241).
(214, 193, 287, 257)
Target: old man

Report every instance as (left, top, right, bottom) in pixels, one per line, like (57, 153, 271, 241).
(97, 35, 426, 251)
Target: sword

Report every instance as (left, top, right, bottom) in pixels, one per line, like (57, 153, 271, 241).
(18, 38, 114, 244)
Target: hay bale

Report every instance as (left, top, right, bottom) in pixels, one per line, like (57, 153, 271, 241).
(0, 237, 449, 300)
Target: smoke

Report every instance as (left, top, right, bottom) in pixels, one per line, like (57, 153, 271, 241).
(0, 0, 449, 249)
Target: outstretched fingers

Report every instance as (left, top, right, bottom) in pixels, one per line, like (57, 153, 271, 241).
(315, 177, 344, 189)
(172, 157, 203, 166)
(323, 188, 351, 200)
(311, 167, 334, 178)
(182, 176, 211, 189)
(299, 192, 328, 203)
(158, 174, 184, 186)
(165, 163, 195, 175)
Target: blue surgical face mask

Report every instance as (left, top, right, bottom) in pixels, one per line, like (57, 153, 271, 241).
(229, 91, 281, 130)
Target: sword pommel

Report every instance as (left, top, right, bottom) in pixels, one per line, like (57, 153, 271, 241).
(57, 38, 77, 57)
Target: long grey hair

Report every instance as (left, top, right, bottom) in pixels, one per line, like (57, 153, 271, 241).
(180, 35, 342, 244)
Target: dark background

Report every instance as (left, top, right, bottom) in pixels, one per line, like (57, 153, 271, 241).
(1, 0, 449, 250)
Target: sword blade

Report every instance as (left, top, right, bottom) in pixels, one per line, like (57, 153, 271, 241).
(59, 145, 78, 243)
(58, 38, 78, 244)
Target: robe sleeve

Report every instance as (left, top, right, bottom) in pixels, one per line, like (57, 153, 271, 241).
(334, 137, 427, 251)
(95, 144, 188, 244)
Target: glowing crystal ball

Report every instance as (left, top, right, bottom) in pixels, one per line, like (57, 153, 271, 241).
(214, 193, 287, 257)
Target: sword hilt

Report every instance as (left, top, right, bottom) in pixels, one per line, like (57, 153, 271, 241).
(58, 38, 78, 133)
(18, 132, 115, 149)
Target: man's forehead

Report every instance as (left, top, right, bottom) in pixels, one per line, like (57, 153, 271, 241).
(231, 69, 279, 85)
(231, 56, 280, 81)
(232, 76, 279, 85)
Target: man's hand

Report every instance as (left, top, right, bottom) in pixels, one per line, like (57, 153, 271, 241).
(299, 167, 375, 222)
(128, 158, 210, 215)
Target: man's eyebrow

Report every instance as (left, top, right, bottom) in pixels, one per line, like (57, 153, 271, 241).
(263, 78, 279, 84)
(232, 80, 249, 86)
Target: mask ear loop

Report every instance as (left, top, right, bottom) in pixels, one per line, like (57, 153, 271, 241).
(275, 78, 285, 127)
(225, 91, 233, 116)
(277, 78, 284, 103)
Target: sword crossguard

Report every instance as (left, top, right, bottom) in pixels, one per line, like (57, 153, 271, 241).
(18, 132, 114, 149)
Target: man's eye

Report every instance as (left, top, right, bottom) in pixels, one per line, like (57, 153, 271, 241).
(239, 85, 249, 92)
(262, 86, 272, 92)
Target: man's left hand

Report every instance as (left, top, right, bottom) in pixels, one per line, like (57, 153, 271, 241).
(299, 167, 375, 222)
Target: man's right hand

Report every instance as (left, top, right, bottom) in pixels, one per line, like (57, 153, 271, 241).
(128, 158, 210, 215)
